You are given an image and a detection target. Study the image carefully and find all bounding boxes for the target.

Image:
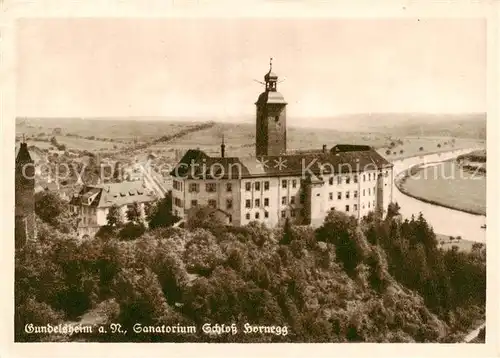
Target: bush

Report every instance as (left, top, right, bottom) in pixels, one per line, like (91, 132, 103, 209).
(118, 222, 146, 240)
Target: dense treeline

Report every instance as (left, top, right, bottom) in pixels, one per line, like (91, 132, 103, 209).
(15, 203, 485, 343)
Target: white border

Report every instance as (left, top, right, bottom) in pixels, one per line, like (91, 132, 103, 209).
(0, 1, 498, 357)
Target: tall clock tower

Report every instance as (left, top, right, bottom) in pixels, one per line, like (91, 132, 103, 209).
(255, 58, 287, 157)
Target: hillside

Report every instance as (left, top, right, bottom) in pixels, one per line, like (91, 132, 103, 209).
(15, 202, 486, 343)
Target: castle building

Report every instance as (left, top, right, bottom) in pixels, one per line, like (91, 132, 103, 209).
(170, 61, 394, 227)
(15, 140, 37, 247)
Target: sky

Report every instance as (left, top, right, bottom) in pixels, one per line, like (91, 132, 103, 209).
(16, 18, 486, 121)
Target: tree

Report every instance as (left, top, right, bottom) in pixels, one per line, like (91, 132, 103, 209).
(280, 218, 293, 245)
(386, 202, 401, 219)
(106, 205, 123, 227)
(119, 222, 146, 240)
(146, 191, 178, 229)
(50, 136, 58, 147)
(316, 211, 370, 274)
(112, 162, 123, 182)
(35, 191, 65, 226)
(185, 205, 226, 233)
(126, 202, 142, 223)
(184, 229, 225, 276)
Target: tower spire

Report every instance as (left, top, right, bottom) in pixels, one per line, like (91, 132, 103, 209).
(269, 57, 273, 73)
(220, 133, 226, 158)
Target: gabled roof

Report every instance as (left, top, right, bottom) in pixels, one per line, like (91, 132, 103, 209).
(170, 146, 392, 180)
(70, 181, 157, 208)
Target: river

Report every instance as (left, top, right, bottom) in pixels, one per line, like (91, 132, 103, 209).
(391, 148, 486, 244)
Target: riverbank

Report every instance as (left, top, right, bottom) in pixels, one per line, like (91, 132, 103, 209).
(395, 163, 486, 216)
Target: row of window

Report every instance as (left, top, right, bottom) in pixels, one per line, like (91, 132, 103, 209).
(176, 171, 389, 194)
(244, 209, 299, 221)
(328, 175, 357, 185)
(329, 187, 377, 200)
(188, 182, 231, 193)
(189, 199, 233, 210)
(333, 200, 377, 213)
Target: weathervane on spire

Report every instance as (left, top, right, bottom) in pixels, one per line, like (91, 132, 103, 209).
(269, 57, 273, 72)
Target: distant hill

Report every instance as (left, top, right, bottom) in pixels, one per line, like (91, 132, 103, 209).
(290, 113, 486, 139)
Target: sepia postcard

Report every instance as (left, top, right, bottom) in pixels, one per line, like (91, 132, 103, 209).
(1, 0, 499, 357)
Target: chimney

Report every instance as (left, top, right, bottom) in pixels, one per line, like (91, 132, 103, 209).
(221, 134, 226, 158)
(322, 144, 327, 153)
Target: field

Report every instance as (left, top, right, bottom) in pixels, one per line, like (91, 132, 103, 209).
(436, 234, 484, 252)
(398, 161, 486, 215)
(16, 114, 485, 162)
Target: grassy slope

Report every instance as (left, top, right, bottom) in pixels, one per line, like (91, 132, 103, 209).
(397, 161, 486, 215)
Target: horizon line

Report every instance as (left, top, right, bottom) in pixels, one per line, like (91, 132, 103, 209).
(16, 112, 487, 121)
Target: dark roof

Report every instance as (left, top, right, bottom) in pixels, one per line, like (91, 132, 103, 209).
(255, 91, 287, 105)
(15, 143, 33, 164)
(170, 146, 392, 180)
(331, 144, 372, 153)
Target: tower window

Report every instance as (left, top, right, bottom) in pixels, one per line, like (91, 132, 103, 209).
(264, 181, 270, 190)
(275, 116, 280, 122)
(264, 198, 269, 207)
(245, 182, 251, 191)
(282, 180, 287, 188)
(255, 212, 260, 219)
(255, 182, 261, 191)
(264, 211, 269, 218)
